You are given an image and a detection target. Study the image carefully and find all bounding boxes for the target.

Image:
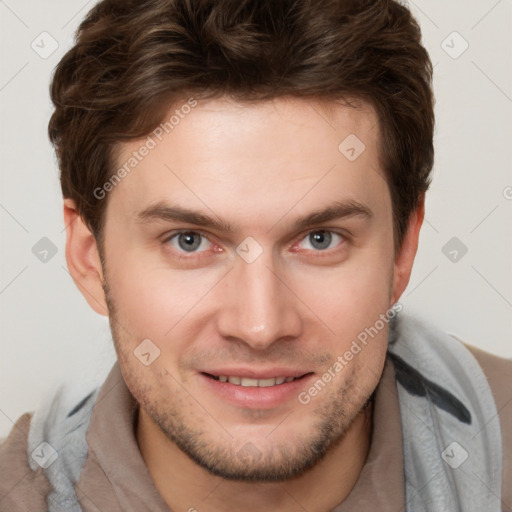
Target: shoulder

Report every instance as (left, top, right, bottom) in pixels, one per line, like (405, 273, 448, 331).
(0, 412, 51, 511)
(461, 341, 512, 411)
(462, 341, 512, 511)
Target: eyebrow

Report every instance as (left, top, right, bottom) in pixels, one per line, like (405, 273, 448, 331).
(136, 199, 373, 234)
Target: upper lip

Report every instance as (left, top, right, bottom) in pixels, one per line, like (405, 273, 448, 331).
(200, 368, 312, 379)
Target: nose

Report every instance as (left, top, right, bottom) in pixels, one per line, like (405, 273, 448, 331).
(215, 248, 303, 350)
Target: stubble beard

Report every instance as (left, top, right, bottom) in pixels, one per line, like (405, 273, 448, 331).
(102, 276, 375, 482)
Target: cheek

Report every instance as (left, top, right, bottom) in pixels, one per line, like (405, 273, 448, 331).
(105, 251, 223, 347)
(105, 254, 173, 337)
(292, 248, 393, 335)
(111, 275, 173, 334)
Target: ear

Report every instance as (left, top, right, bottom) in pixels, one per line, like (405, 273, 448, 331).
(390, 194, 425, 305)
(63, 199, 108, 316)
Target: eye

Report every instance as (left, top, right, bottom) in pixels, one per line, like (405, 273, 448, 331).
(165, 231, 213, 254)
(297, 230, 345, 252)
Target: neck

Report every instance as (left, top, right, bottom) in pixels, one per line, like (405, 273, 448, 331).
(136, 401, 373, 512)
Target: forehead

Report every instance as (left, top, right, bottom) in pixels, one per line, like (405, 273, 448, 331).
(107, 96, 388, 232)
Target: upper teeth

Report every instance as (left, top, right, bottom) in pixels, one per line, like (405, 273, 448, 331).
(217, 376, 296, 387)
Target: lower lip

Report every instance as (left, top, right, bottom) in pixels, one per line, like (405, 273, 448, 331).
(199, 373, 315, 409)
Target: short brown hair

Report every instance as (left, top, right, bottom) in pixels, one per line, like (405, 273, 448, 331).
(49, 0, 434, 250)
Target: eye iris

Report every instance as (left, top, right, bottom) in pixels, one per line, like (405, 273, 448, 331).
(178, 232, 201, 252)
(310, 231, 331, 250)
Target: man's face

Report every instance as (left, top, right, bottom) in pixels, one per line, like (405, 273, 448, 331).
(100, 97, 399, 480)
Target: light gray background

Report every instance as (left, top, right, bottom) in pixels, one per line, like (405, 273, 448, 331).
(1, 0, 511, 438)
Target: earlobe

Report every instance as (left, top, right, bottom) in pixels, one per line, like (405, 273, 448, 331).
(63, 199, 108, 316)
(390, 195, 425, 305)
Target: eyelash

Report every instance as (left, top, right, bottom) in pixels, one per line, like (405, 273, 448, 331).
(162, 229, 348, 259)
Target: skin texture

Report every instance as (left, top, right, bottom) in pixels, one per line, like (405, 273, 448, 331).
(64, 96, 424, 511)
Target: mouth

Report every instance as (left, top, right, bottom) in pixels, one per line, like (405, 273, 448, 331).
(202, 373, 311, 387)
(199, 371, 315, 409)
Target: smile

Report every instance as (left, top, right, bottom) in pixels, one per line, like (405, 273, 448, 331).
(204, 374, 303, 387)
